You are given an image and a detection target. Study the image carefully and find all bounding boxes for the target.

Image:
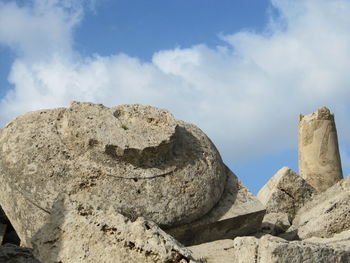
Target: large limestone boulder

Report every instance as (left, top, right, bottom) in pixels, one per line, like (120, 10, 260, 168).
(257, 167, 316, 220)
(291, 176, 350, 239)
(299, 107, 343, 192)
(32, 196, 199, 263)
(189, 232, 350, 263)
(0, 102, 227, 246)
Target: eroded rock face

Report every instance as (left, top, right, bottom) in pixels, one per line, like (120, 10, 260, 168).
(299, 107, 343, 192)
(0, 102, 227, 246)
(291, 176, 350, 239)
(257, 167, 316, 220)
(32, 196, 199, 263)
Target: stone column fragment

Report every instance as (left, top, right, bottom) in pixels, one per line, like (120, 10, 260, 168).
(298, 107, 343, 192)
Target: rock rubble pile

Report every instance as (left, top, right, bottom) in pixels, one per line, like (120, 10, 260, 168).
(0, 103, 348, 263)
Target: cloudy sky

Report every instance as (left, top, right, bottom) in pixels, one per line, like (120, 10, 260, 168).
(1, 0, 350, 193)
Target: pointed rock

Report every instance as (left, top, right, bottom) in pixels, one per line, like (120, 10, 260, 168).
(257, 167, 316, 220)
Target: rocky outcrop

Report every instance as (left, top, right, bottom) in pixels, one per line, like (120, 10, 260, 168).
(189, 232, 350, 263)
(0, 244, 41, 263)
(257, 167, 316, 220)
(299, 107, 343, 192)
(291, 176, 350, 239)
(32, 195, 198, 263)
(167, 167, 265, 245)
(0, 102, 227, 246)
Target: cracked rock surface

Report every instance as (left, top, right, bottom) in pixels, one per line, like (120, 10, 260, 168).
(32, 195, 199, 263)
(0, 102, 227, 247)
(257, 167, 316, 220)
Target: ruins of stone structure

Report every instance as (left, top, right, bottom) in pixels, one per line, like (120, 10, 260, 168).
(0, 103, 349, 263)
(298, 107, 343, 192)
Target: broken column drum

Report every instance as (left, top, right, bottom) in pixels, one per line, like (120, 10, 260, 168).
(0, 102, 227, 246)
(298, 107, 343, 192)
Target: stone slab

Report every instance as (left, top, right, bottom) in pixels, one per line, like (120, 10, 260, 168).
(189, 232, 350, 263)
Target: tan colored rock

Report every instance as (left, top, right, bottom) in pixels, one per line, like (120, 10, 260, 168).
(291, 176, 350, 239)
(0, 244, 41, 263)
(257, 167, 316, 220)
(190, 233, 350, 263)
(299, 107, 343, 192)
(0, 102, 227, 246)
(233, 234, 350, 263)
(166, 167, 265, 245)
(32, 195, 199, 263)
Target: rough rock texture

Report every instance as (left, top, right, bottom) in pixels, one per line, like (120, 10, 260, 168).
(0, 102, 227, 246)
(189, 233, 350, 263)
(166, 167, 265, 245)
(260, 212, 291, 236)
(232, 235, 350, 263)
(257, 167, 316, 220)
(291, 176, 350, 239)
(299, 107, 343, 192)
(0, 244, 41, 263)
(32, 196, 199, 263)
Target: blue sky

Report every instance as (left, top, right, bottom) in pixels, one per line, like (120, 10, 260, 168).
(0, 0, 350, 194)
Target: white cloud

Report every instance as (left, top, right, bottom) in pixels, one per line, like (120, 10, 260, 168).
(0, 0, 85, 59)
(1, 0, 350, 163)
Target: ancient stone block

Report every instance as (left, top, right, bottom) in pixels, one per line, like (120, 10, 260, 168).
(299, 107, 343, 192)
(257, 167, 316, 220)
(166, 167, 265, 246)
(0, 102, 227, 246)
(189, 233, 350, 263)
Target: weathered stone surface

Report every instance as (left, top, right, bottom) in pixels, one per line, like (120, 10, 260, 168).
(291, 176, 350, 239)
(261, 212, 291, 235)
(0, 244, 41, 263)
(190, 233, 350, 263)
(0, 102, 227, 246)
(299, 107, 343, 192)
(257, 167, 316, 219)
(232, 234, 350, 263)
(32, 196, 199, 263)
(166, 167, 265, 245)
